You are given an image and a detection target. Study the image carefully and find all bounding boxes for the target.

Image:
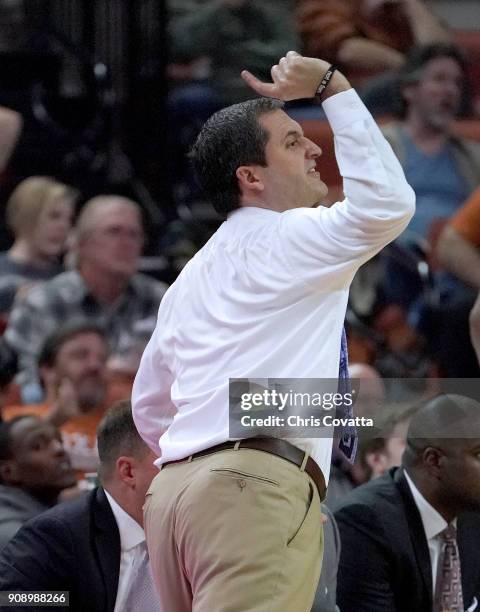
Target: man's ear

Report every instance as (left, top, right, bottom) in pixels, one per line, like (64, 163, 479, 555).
(402, 83, 416, 106)
(235, 166, 264, 194)
(422, 446, 444, 478)
(116, 456, 136, 487)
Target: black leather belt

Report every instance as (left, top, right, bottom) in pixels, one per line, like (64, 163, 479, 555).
(163, 437, 326, 501)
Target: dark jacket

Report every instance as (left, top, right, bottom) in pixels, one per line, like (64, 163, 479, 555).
(0, 485, 49, 551)
(312, 504, 341, 612)
(0, 487, 120, 612)
(335, 467, 480, 612)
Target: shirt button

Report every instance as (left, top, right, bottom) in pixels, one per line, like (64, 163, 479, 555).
(238, 479, 246, 490)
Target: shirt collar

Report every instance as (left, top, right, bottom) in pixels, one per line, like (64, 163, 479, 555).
(104, 489, 145, 551)
(404, 470, 455, 540)
(228, 205, 281, 221)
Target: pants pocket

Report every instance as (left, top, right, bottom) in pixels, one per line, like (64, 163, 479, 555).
(287, 481, 320, 548)
(209, 468, 280, 487)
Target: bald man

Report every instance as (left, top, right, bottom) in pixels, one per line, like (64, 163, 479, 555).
(335, 394, 480, 611)
(5, 196, 168, 402)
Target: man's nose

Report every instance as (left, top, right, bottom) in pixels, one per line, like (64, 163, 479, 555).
(86, 354, 104, 372)
(50, 438, 66, 457)
(305, 139, 322, 159)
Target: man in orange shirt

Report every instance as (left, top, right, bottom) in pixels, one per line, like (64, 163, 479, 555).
(438, 186, 480, 285)
(3, 320, 132, 475)
(437, 187, 480, 365)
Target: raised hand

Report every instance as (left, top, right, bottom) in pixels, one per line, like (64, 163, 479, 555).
(241, 51, 350, 101)
(45, 378, 81, 427)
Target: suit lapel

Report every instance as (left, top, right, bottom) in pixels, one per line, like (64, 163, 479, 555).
(92, 487, 121, 612)
(458, 514, 477, 607)
(394, 467, 433, 608)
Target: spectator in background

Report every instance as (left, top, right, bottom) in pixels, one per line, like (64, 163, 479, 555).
(167, 0, 299, 199)
(326, 363, 385, 510)
(382, 43, 480, 244)
(0, 415, 76, 550)
(0, 105, 22, 172)
(359, 402, 418, 480)
(3, 321, 131, 475)
(4, 195, 167, 403)
(335, 394, 480, 612)
(169, 0, 298, 106)
(0, 401, 159, 611)
(0, 339, 18, 421)
(470, 294, 480, 367)
(380, 43, 480, 377)
(437, 187, 480, 368)
(297, 0, 449, 113)
(0, 176, 77, 315)
(438, 186, 480, 290)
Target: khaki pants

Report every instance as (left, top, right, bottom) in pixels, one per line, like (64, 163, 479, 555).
(144, 448, 323, 612)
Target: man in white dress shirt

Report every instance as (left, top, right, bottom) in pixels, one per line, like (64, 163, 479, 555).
(132, 51, 415, 611)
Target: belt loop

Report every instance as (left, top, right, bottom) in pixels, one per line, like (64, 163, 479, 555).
(233, 441, 241, 451)
(300, 451, 309, 472)
(187, 455, 193, 463)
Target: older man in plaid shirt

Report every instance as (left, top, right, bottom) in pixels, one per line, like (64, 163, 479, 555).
(5, 195, 167, 403)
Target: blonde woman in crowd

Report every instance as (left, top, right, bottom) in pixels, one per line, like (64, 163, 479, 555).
(0, 176, 77, 315)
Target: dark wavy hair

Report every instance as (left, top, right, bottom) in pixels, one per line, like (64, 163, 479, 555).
(190, 97, 284, 216)
(38, 320, 107, 369)
(397, 42, 468, 117)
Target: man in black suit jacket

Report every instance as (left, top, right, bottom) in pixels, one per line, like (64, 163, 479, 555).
(0, 400, 158, 612)
(335, 394, 480, 612)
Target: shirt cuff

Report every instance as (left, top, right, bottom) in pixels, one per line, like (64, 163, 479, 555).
(321, 89, 371, 133)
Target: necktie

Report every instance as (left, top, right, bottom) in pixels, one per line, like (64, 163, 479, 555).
(434, 524, 464, 612)
(123, 541, 160, 612)
(337, 327, 357, 462)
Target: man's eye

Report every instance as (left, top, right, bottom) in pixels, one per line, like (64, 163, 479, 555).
(288, 140, 298, 148)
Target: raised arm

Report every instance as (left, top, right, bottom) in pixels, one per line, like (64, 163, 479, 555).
(242, 52, 415, 289)
(437, 189, 480, 290)
(437, 225, 480, 290)
(401, 0, 450, 46)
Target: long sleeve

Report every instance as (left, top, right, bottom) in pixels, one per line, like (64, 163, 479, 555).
(254, 89, 415, 291)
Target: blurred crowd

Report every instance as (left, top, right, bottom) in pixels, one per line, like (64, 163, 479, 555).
(0, 1, 479, 611)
